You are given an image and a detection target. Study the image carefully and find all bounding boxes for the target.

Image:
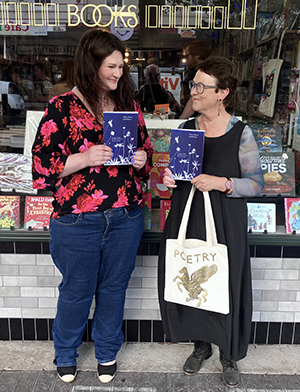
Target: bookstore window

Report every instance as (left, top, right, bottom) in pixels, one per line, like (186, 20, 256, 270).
(0, 0, 300, 234)
(106, 0, 124, 7)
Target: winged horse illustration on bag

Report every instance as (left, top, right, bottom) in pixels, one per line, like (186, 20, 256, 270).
(173, 264, 218, 307)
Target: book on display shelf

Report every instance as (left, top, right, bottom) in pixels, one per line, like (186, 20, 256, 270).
(169, 128, 205, 181)
(247, 202, 276, 233)
(284, 198, 300, 234)
(252, 124, 282, 152)
(24, 196, 54, 230)
(149, 152, 172, 199)
(103, 111, 138, 165)
(147, 128, 171, 153)
(0, 153, 37, 194)
(160, 199, 172, 231)
(0, 195, 20, 229)
(260, 152, 295, 197)
(141, 192, 152, 231)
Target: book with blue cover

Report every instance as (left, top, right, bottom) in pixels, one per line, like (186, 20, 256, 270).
(252, 124, 282, 152)
(169, 128, 205, 181)
(103, 112, 138, 165)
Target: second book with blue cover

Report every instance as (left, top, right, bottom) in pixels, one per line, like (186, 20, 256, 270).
(169, 128, 205, 180)
(103, 111, 138, 165)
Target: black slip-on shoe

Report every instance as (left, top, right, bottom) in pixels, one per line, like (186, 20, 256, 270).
(57, 366, 77, 383)
(183, 341, 212, 375)
(97, 362, 117, 383)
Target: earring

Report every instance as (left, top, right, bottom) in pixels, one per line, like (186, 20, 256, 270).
(218, 99, 222, 116)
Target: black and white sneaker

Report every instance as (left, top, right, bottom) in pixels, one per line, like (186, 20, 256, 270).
(57, 366, 77, 383)
(97, 362, 117, 383)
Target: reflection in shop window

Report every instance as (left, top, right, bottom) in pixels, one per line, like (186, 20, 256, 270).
(106, 0, 123, 7)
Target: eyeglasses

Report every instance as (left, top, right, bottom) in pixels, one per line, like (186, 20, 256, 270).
(189, 80, 219, 94)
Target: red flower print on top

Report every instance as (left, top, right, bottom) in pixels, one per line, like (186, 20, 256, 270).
(72, 189, 109, 213)
(58, 140, 71, 156)
(31, 93, 153, 217)
(33, 156, 50, 176)
(56, 174, 85, 205)
(49, 155, 65, 175)
(62, 117, 68, 127)
(69, 102, 96, 144)
(79, 138, 95, 153)
(40, 120, 59, 147)
(107, 166, 118, 178)
(112, 185, 129, 208)
(32, 177, 49, 189)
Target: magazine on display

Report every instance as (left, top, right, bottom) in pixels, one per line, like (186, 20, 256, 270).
(103, 112, 138, 165)
(169, 128, 205, 181)
(24, 196, 54, 230)
(149, 152, 172, 199)
(284, 198, 300, 234)
(0, 195, 20, 229)
(260, 152, 295, 196)
(247, 202, 276, 232)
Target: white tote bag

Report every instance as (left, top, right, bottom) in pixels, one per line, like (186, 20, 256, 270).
(164, 186, 229, 314)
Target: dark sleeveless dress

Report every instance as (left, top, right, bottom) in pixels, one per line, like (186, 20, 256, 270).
(158, 119, 252, 361)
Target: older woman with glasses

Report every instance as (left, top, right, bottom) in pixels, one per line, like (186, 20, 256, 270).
(158, 55, 264, 388)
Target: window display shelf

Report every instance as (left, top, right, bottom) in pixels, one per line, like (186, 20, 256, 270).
(0, 226, 299, 246)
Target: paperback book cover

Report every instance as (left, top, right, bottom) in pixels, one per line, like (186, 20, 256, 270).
(0, 195, 20, 229)
(247, 202, 276, 232)
(284, 198, 300, 233)
(0, 153, 37, 194)
(160, 200, 172, 231)
(147, 128, 171, 152)
(169, 128, 205, 181)
(260, 152, 295, 196)
(149, 152, 172, 199)
(141, 192, 152, 231)
(24, 196, 54, 230)
(103, 112, 138, 165)
(252, 124, 282, 152)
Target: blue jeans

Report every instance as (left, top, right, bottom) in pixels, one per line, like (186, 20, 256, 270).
(49, 206, 144, 367)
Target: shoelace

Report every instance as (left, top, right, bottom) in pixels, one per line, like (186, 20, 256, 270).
(220, 357, 238, 371)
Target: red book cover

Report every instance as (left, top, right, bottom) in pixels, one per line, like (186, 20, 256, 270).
(284, 198, 300, 233)
(24, 196, 54, 230)
(149, 152, 172, 199)
(160, 200, 171, 231)
(141, 192, 152, 231)
(0, 195, 20, 229)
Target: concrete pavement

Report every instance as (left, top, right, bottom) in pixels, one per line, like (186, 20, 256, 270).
(0, 342, 300, 391)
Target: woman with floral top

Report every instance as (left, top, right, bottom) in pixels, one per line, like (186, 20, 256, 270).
(32, 29, 153, 384)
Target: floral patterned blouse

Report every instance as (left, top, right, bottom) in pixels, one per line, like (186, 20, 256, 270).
(32, 92, 153, 219)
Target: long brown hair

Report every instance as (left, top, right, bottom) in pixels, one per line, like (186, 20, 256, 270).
(74, 29, 135, 115)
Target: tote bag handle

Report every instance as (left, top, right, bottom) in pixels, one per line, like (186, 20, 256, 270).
(177, 186, 218, 246)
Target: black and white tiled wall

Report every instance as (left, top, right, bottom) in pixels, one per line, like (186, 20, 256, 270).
(1, 241, 300, 344)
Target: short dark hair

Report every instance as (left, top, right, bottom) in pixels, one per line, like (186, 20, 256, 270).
(34, 62, 47, 74)
(185, 40, 210, 61)
(196, 56, 240, 106)
(74, 29, 135, 114)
